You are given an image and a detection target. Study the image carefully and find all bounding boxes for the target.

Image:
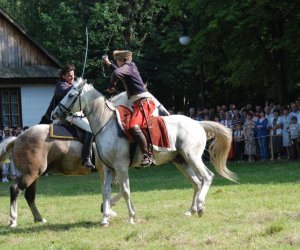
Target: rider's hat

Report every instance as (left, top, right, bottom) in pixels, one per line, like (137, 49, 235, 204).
(113, 50, 132, 61)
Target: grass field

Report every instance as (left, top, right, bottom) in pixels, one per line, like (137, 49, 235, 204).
(0, 160, 299, 249)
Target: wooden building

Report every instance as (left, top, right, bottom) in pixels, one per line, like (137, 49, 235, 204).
(0, 7, 62, 128)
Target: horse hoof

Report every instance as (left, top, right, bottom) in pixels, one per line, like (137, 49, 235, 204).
(197, 207, 205, 217)
(34, 218, 48, 223)
(184, 211, 192, 216)
(8, 220, 17, 228)
(185, 210, 193, 216)
(101, 222, 109, 227)
(129, 218, 135, 224)
(184, 209, 196, 216)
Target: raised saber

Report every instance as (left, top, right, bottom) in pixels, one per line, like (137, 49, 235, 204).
(81, 27, 89, 78)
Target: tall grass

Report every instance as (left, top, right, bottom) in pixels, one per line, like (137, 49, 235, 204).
(0, 160, 299, 249)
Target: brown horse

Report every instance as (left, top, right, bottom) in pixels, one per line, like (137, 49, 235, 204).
(0, 124, 105, 228)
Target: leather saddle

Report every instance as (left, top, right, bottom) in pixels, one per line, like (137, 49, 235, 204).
(49, 123, 85, 143)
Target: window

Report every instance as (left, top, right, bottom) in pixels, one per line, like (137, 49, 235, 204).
(0, 88, 22, 128)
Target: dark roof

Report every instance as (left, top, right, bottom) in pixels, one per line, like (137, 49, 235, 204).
(0, 66, 59, 78)
(0, 7, 62, 70)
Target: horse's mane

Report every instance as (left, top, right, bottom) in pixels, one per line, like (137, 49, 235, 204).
(84, 83, 124, 106)
(83, 83, 113, 127)
(84, 84, 109, 103)
(109, 92, 127, 106)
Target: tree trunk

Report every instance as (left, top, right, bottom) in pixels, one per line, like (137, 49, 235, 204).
(275, 50, 288, 104)
(271, 16, 288, 104)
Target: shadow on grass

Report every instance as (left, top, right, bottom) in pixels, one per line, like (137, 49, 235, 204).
(0, 220, 100, 236)
(0, 160, 299, 198)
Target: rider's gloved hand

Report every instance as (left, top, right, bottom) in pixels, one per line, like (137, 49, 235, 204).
(102, 55, 111, 66)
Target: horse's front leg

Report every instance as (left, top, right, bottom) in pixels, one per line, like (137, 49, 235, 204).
(101, 167, 114, 227)
(117, 168, 135, 224)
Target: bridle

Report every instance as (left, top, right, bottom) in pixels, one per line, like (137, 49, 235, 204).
(56, 84, 115, 168)
(56, 88, 83, 116)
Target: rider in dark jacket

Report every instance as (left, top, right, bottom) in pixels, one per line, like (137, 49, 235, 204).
(40, 64, 95, 169)
(103, 50, 155, 166)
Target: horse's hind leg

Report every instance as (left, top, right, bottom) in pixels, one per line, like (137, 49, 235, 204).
(9, 182, 22, 228)
(117, 168, 135, 224)
(109, 170, 122, 208)
(173, 160, 202, 216)
(110, 192, 122, 207)
(185, 155, 214, 217)
(9, 174, 38, 228)
(25, 180, 47, 224)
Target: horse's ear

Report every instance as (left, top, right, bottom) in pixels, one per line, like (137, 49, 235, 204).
(75, 77, 86, 89)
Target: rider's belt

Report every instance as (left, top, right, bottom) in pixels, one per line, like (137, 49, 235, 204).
(133, 97, 150, 105)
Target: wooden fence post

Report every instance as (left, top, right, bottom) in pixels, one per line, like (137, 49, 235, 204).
(270, 132, 274, 160)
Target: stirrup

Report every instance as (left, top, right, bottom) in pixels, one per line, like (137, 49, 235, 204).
(141, 154, 154, 166)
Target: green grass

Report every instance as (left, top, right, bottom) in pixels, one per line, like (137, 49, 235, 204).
(0, 160, 299, 249)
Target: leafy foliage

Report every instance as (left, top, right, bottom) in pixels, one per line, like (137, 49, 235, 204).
(0, 0, 299, 110)
(162, 0, 300, 107)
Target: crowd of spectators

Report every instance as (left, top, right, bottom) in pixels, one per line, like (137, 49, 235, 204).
(1, 98, 299, 182)
(0, 126, 29, 182)
(169, 98, 300, 162)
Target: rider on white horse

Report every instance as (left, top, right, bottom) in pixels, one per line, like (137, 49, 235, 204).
(39, 64, 95, 169)
(103, 50, 156, 166)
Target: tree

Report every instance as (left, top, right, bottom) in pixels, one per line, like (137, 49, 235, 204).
(162, 0, 300, 107)
(1, 0, 299, 109)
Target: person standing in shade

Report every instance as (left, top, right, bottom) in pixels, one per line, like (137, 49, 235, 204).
(288, 116, 300, 160)
(268, 109, 283, 159)
(255, 110, 269, 161)
(233, 124, 244, 163)
(243, 113, 256, 162)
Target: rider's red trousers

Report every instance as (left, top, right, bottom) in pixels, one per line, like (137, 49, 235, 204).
(129, 98, 156, 129)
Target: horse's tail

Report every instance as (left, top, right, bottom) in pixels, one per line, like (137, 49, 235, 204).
(0, 137, 17, 163)
(199, 121, 237, 182)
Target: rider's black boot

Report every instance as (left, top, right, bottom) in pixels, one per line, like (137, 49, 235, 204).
(130, 125, 153, 166)
(82, 132, 95, 169)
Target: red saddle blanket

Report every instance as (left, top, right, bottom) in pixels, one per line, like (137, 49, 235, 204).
(117, 105, 171, 149)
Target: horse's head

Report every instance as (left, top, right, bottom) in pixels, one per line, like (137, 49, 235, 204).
(52, 77, 87, 120)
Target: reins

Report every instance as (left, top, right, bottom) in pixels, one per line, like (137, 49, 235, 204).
(89, 107, 114, 169)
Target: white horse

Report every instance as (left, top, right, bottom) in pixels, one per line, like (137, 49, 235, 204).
(53, 78, 236, 226)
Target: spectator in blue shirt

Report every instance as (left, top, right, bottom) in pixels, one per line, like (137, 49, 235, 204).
(255, 110, 269, 160)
